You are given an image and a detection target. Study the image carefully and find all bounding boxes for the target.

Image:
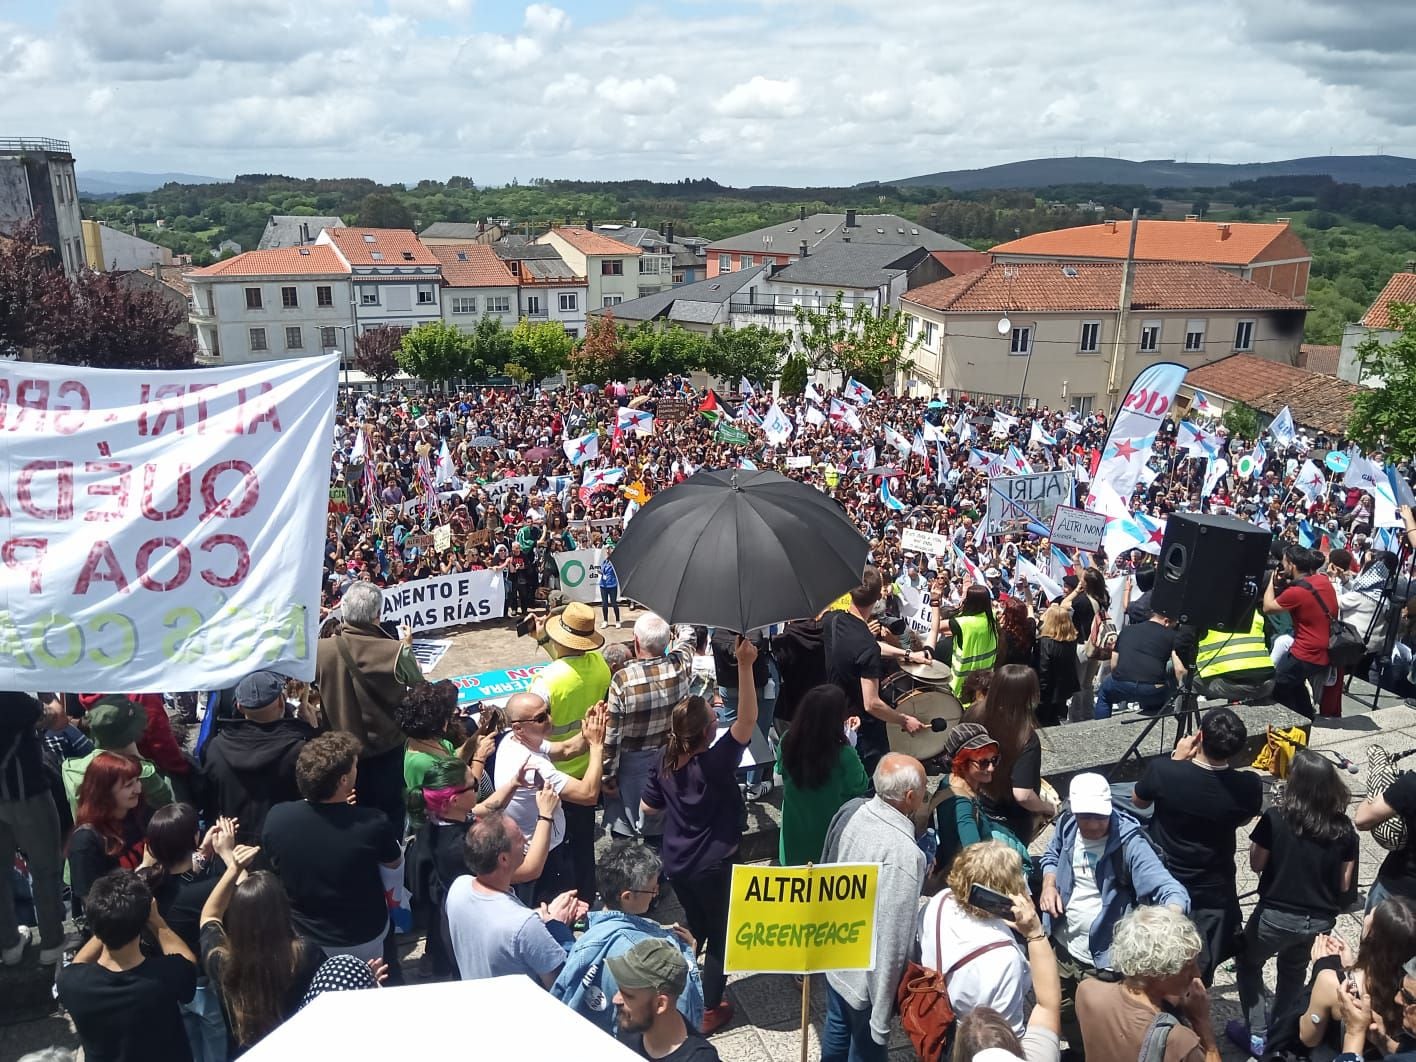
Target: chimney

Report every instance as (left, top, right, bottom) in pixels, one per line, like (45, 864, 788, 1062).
(301, 221, 311, 244)
(799, 205, 806, 221)
(1184, 214, 1199, 222)
(845, 209, 857, 228)
(1105, 219, 1117, 233)
(659, 220, 665, 236)
(585, 217, 593, 230)
(666, 223, 674, 244)
(799, 240, 809, 258)
(1217, 223, 1231, 239)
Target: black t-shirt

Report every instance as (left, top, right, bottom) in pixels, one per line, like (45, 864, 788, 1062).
(1010, 732, 1042, 793)
(622, 1030, 722, 1062)
(1111, 621, 1176, 683)
(201, 920, 325, 1054)
(1377, 773, 1416, 896)
(1070, 594, 1096, 644)
(260, 800, 401, 946)
(57, 954, 197, 1062)
(152, 863, 222, 955)
(1133, 759, 1262, 904)
(1251, 808, 1358, 916)
(822, 610, 885, 751)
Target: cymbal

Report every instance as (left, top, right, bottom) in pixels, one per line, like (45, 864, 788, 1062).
(901, 658, 952, 682)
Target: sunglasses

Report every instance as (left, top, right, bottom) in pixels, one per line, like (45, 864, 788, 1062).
(512, 710, 552, 726)
(970, 755, 1001, 769)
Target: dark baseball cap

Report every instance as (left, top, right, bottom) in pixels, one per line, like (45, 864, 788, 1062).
(235, 671, 285, 710)
(606, 938, 688, 996)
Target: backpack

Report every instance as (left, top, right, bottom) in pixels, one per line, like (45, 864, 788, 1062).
(1368, 746, 1409, 852)
(1089, 610, 1119, 661)
(895, 900, 1011, 1062)
(1139, 1012, 1180, 1062)
(1295, 578, 1366, 670)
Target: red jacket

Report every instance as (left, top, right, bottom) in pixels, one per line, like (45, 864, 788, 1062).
(78, 693, 189, 776)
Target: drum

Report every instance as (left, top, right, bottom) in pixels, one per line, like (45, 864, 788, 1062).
(886, 687, 965, 767)
(900, 657, 953, 685)
(881, 659, 952, 707)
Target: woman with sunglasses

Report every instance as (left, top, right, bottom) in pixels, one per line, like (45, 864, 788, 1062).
(924, 724, 1029, 889)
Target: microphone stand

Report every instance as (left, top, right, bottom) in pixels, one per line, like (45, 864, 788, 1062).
(1342, 537, 1412, 714)
(1107, 660, 1202, 780)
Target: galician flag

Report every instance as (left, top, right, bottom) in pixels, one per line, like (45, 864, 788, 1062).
(912, 430, 928, 458)
(843, 377, 874, 404)
(829, 398, 862, 431)
(1294, 460, 1326, 505)
(616, 407, 654, 436)
(953, 543, 984, 583)
(884, 424, 913, 455)
(435, 439, 456, 485)
(1249, 440, 1268, 479)
(1191, 390, 1218, 418)
(1005, 444, 1033, 475)
(740, 376, 755, 397)
(1177, 421, 1219, 458)
(880, 476, 906, 512)
(1030, 421, 1057, 448)
(1202, 456, 1229, 498)
(564, 430, 599, 466)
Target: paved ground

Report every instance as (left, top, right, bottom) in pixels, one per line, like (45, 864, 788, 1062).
(4, 617, 1413, 1061)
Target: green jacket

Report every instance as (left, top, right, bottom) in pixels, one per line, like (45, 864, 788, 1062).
(61, 750, 174, 815)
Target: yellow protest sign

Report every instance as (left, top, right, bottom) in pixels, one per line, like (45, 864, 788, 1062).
(724, 863, 878, 974)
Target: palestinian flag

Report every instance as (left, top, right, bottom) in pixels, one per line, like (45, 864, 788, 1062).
(699, 389, 723, 425)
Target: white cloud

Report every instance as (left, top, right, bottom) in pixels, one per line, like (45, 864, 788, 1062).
(0, 0, 1411, 186)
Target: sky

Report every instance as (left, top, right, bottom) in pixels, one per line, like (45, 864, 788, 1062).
(1, 0, 1413, 186)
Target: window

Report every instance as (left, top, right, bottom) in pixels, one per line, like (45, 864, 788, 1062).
(637, 287, 656, 299)
(743, 255, 755, 267)
(603, 295, 622, 307)
(281, 286, 298, 308)
(1234, 319, 1255, 351)
(417, 284, 435, 305)
(1184, 319, 1206, 352)
(486, 296, 511, 313)
(285, 326, 303, 349)
(559, 292, 578, 312)
(362, 233, 376, 243)
(249, 327, 268, 351)
(244, 287, 262, 310)
(317, 286, 333, 307)
(370, 251, 384, 261)
(526, 295, 543, 316)
(401, 251, 415, 261)
(1139, 320, 1161, 353)
(451, 296, 477, 314)
(923, 321, 937, 348)
(564, 328, 579, 339)
(601, 259, 624, 276)
(1079, 321, 1101, 353)
(360, 287, 380, 306)
(1074, 395, 1095, 416)
(1009, 326, 1032, 355)
(718, 254, 731, 272)
(320, 327, 337, 348)
(904, 314, 916, 336)
(672, 272, 685, 284)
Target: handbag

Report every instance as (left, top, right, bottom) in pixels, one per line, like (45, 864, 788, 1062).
(1296, 579, 1366, 670)
(895, 898, 1011, 1061)
(1368, 746, 1409, 852)
(1252, 725, 1307, 779)
(1088, 610, 1119, 662)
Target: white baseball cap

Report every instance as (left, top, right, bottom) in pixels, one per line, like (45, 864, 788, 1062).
(1068, 772, 1113, 817)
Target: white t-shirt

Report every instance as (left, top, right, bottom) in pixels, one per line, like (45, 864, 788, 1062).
(1057, 835, 1108, 964)
(494, 737, 567, 850)
(919, 890, 1031, 1034)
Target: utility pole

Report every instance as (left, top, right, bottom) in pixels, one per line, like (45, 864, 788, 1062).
(1105, 208, 1140, 413)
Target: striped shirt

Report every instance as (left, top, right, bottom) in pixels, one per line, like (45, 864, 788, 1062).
(604, 627, 695, 777)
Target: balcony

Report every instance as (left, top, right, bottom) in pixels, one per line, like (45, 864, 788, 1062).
(0, 137, 72, 156)
(728, 293, 875, 317)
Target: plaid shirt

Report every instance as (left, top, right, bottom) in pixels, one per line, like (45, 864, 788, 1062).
(604, 626, 695, 777)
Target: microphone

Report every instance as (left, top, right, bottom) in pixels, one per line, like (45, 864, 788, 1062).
(1330, 752, 1359, 775)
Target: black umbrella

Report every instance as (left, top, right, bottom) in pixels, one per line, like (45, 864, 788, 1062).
(612, 468, 868, 632)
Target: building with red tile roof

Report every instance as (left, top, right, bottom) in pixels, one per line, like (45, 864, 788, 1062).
(431, 244, 522, 332)
(316, 228, 443, 333)
(990, 217, 1311, 298)
(536, 227, 644, 311)
(899, 261, 1307, 411)
(1338, 271, 1416, 384)
(1183, 353, 1367, 435)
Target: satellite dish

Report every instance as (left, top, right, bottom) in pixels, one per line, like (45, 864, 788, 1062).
(997, 316, 1012, 335)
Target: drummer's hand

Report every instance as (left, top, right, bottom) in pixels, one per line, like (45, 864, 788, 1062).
(899, 714, 925, 734)
(909, 649, 932, 665)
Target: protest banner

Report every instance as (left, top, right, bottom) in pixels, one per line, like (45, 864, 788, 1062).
(380, 570, 506, 633)
(465, 529, 493, 547)
(1049, 504, 1106, 552)
(448, 663, 546, 705)
(432, 524, 452, 553)
(900, 527, 951, 557)
(409, 638, 451, 672)
(985, 470, 1074, 534)
(784, 455, 812, 469)
(552, 548, 605, 604)
(0, 355, 337, 690)
(725, 863, 879, 975)
(482, 476, 539, 505)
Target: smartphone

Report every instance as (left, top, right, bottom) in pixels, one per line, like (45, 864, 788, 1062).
(516, 614, 535, 637)
(968, 883, 1016, 920)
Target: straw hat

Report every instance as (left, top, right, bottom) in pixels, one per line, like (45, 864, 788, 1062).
(544, 602, 605, 651)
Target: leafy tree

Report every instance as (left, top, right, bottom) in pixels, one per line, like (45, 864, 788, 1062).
(1221, 400, 1261, 441)
(704, 325, 787, 384)
(792, 294, 922, 392)
(0, 219, 61, 358)
(356, 192, 414, 229)
(1348, 302, 1416, 457)
(509, 317, 573, 382)
(396, 321, 477, 388)
(568, 311, 626, 384)
(39, 271, 195, 369)
(467, 314, 514, 376)
(778, 353, 808, 395)
(354, 326, 402, 388)
(620, 322, 708, 380)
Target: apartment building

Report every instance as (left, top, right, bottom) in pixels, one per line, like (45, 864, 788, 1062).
(317, 227, 443, 332)
(430, 243, 520, 332)
(535, 226, 641, 309)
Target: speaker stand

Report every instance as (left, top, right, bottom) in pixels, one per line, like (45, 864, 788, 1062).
(1106, 672, 1202, 780)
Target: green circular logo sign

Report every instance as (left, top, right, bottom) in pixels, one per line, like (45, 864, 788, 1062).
(560, 560, 587, 587)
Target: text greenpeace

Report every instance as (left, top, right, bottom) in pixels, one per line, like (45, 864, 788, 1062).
(380, 571, 506, 633)
(0, 356, 337, 689)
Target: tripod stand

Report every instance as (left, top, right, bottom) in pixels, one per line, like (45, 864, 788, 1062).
(1342, 537, 1413, 713)
(1107, 668, 1203, 780)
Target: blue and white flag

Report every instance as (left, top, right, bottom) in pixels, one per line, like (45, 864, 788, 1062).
(1004, 444, 1033, 475)
(740, 456, 757, 470)
(884, 424, 913, 455)
(1191, 390, 1218, 418)
(1030, 420, 1057, 448)
(563, 430, 599, 467)
(1268, 406, 1296, 449)
(844, 377, 874, 404)
(934, 440, 949, 486)
(1177, 420, 1219, 458)
(953, 412, 974, 444)
(880, 476, 906, 511)
(740, 375, 755, 397)
(1250, 440, 1268, 479)
(1297, 519, 1317, 548)
(761, 402, 794, 445)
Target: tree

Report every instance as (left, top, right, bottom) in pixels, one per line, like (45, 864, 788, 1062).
(792, 294, 921, 392)
(354, 326, 402, 388)
(704, 325, 787, 384)
(467, 314, 514, 377)
(40, 271, 196, 369)
(509, 317, 573, 382)
(568, 311, 626, 384)
(778, 353, 808, 395)
(396, 321, 477, 388)
(356, 192, 414, 230)
(0, 219, 63, 358)
(1348, 302, 1416, 457)
(1221, 400, 1261, 441)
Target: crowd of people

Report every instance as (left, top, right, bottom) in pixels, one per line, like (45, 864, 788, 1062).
(7, 374, 1416, 1062)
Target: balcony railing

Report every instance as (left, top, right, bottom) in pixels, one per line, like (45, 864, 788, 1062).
(728, 294, 876, 316)
(0, 137, 72, 155)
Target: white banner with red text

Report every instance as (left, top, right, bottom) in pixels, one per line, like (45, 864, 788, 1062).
(0, 355, 338, 689)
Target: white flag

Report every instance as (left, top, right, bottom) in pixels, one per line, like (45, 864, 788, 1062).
(436, 439, 456, 485)
(992, 412, 1018, 437)
(804, 404, 826, 427)
(1202, 456, 1229, 498)
(805, 382, 824, 403)
(1015, 552, 1064, 601)
(884, 425, 913, 455)
(1294, 460, 1326, 505)
(740, 376, 754, 397)
(1268, 406, 1296, 449)
(761, 402, 795, 445)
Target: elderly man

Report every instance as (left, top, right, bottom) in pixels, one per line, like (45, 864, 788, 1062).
(495, 691, 606, 902)
(1076, 906, 1221, 1062)
(1041, 773, 1190, 1047)
(445, 813, 586, 985)
(820, 753, 929, 1062)
(602, 613, 695, 840)
(529, 601, 611, 905)
(315, 581, 424, 842)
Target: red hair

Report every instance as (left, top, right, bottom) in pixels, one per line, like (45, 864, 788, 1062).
(951, 741, 999, 778)
(75, 752, 143, 857)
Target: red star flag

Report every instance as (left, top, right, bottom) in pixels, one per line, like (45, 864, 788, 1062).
(1092, 363, 1187, 505)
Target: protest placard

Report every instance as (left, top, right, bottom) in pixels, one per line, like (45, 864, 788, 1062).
(380, 570, 506, 633)
(0, 355, 337, 689)
(465, 529, 493, 547)
(1049, 504, 1106, 552)
(900, 527, 951, 557)
(656, 398, 691, 422)
(449, 663, 546, 705)
(328, 486, 349, 513)
(784, 455, 812, 469)
(985, 470, 1074, 534)
(552, 548, 605, 604)
(724, 863, 879, 975)
(432, 524, 452, 553)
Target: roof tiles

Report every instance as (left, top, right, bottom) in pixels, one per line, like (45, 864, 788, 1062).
(991, 219, 1307, 267)
(1186, 353, 1366, 434)
(1360, 272, 1416, 328)
(430, 244, 517, 287)
(321, 227, 440, 267)
(185, 245, 348, 278)
(547, 227, 641, 257)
